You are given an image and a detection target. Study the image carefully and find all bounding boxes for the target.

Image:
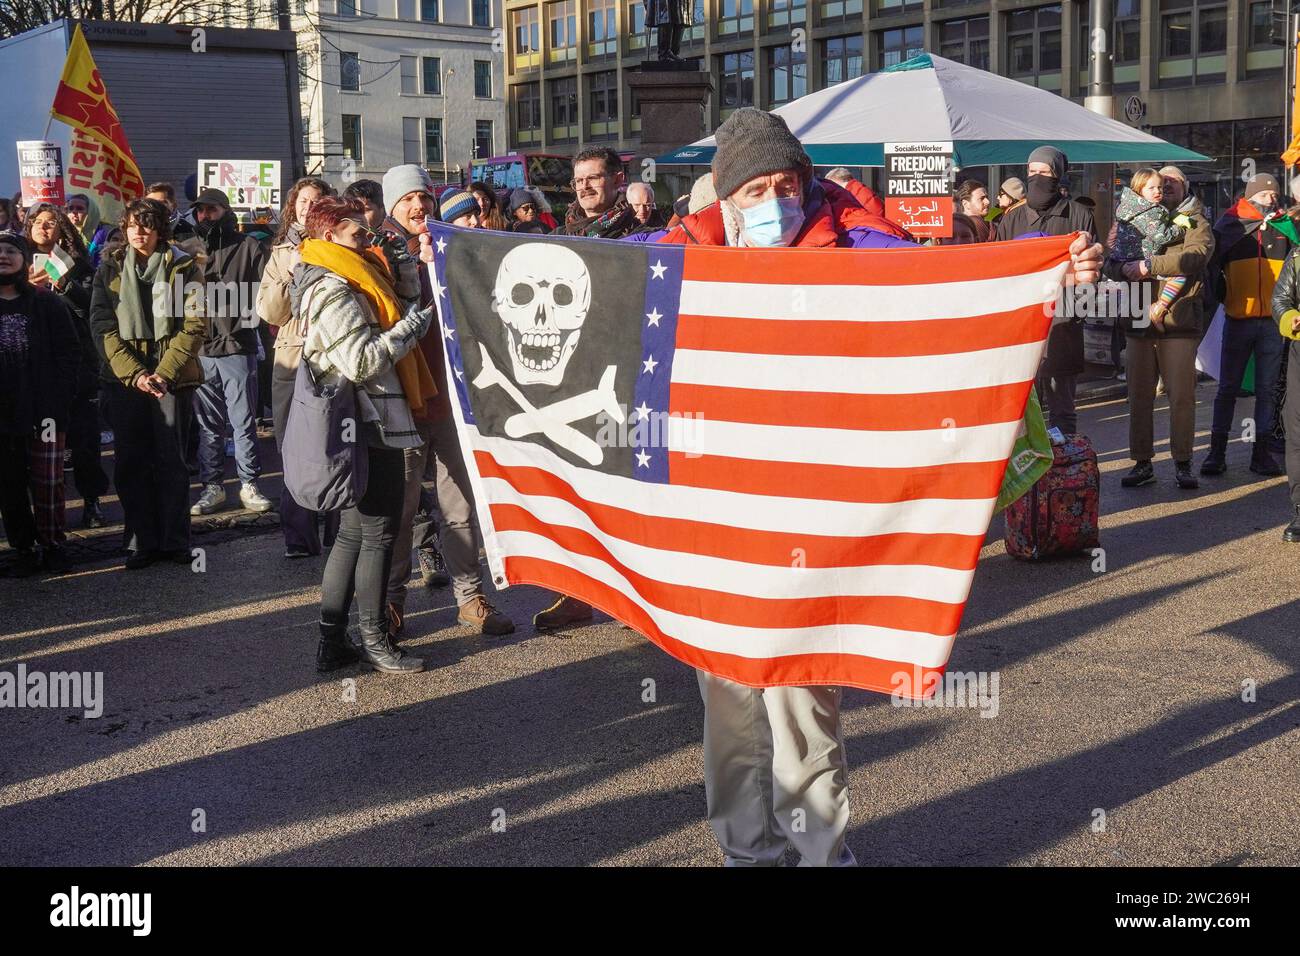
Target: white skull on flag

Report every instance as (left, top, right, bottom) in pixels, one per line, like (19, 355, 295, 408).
(491, 243, 592, 386)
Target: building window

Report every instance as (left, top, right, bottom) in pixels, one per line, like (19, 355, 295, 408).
(768, 44, 807, 105)
(420, 0, 439, 22)
(1006, 5, 1062, 91)
(627, 82, 641, 133)
(683, 0, 705, 45)
(1078, 0, 1140, 90)
(588, 0, 618, 58)
(512, 81, 542, 147)
(339, 51, 360, 92)
(877, 25, 923, 70)
(768, 0, 806, 30)
(400, 55, 418, 95)
(548, 0, 578, 63)
(473, 0, 491, 27)
(474, 60, 493, 98)
(588, 70, 619, 140)
(822, 33, 864, 86)
(718, 51, 755, 115)
(512, 7, 541, 70)
(425, 117, 442, 165)
(1158, 0, 1226, 86)
(341, 114, 362, 163)
(626, 0, 647, 52)
(339, 0, 356, 15)
(817, 0, 862, 24)
(476, 120, 494, 159)
(717, 0, 754, 37)
(403, 117, 421, 164)
(422, 56, 441, 94)
(937, 16, 988, 72)
(874, 0, 921, 13)
(1246, 0, 1286, 73)
(549, 76, 578, 143)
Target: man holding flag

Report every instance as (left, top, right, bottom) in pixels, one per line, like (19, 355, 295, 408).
(430, 107, 1102, 866)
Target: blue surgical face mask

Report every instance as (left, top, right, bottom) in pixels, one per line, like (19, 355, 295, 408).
(737, 195, 805, 247)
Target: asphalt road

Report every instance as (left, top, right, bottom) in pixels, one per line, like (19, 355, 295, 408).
(1, 383, 1297, 866)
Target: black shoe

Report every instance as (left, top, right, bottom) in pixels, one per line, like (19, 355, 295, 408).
(1174, 461, 1198, 490)
(162, 548, 193, 565)
(359, 629, 425, 673)
(1120, 461, 1155, 487)
(125, 550, 159, 570)
(1284, 508, 1300, 543)
(81, 498, 106, 529)
(316, 621, 361, 672)
(42, 546, 72, 574)
(12, 548, 41, 578)
(1249, 448, 1284, 477)
(284, 546, 314, 559)
(1200, 435, 1228, 475)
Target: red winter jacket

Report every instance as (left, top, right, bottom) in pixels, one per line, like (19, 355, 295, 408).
(656, 178, 913, 248)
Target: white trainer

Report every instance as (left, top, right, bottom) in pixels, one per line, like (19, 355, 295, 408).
(191, 482, 227, 515)
(239, 482, 274, 513)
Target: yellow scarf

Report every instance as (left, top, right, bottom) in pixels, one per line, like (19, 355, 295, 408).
(299, 238, 437, 414)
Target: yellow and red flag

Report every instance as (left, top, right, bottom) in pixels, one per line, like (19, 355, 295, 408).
(49, 24, 144, 224)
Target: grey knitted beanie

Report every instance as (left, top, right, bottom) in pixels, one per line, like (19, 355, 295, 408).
(711, 108, 811, 201)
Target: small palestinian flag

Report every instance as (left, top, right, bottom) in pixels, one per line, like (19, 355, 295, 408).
(38, 244, 75, 282)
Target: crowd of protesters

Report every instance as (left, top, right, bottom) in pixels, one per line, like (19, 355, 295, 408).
(6, 103, 1300, 868)
(2, 114, 1299, 620)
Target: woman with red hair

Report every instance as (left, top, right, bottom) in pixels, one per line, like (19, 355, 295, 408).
(291, 196, 437, 675)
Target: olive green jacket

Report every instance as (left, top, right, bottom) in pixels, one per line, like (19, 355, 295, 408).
(89, 244, 206, 388)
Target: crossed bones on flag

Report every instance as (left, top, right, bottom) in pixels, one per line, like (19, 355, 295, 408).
(472, 351, 625, 466)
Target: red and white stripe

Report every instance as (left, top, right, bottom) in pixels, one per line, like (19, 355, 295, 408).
(450, 236, 1074, 696)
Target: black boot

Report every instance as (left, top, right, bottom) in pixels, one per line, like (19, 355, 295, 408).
(1174, 460, 1198, 490)
(1249, 446, 1284, 477)
(1200, 434, 1228, 475)
(1120, 460, 1155, 487)
(81, 497, 106, 528)
(317, 619, 360, 673)
(359, 627, 425, 673)
(1284, 507, 1300, 543)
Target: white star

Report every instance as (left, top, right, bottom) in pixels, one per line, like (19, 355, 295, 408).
(431, 277, 447, 299)
(645, 307, 663, 326)
(634, 401, 651, 420)
(435, 236, 447, 255)
(642, 355, 658, 375)
(635, 449, 651, 468)
(453, 365, 463, 380)
(442, 322, 455, 340)
(650, 259, 667, 280)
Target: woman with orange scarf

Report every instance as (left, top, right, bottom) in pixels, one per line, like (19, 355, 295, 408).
(292, 196, 437, 675)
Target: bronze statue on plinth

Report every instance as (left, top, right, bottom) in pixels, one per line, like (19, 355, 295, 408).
(642, 0, 695, 62)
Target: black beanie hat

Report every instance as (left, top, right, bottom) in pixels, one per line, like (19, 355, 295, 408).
(711, 107, 812, 201)
(0, 232, 32, 264)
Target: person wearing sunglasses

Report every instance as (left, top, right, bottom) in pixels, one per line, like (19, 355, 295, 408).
(507, 188, 551, 235)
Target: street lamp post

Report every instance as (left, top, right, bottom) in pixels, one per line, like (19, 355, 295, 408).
(443, 66, 455, 183)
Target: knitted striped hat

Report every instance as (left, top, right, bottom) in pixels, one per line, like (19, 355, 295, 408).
(439, 189, 478, 224)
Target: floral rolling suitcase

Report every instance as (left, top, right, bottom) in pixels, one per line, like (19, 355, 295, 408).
(1003, 435, 1100, 559)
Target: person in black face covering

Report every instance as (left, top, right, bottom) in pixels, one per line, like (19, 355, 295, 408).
(996, 146, 1097, 435)
(188, 188, 273, 518)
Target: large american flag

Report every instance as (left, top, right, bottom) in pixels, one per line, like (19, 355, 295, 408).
(427, 220, 1073, 697)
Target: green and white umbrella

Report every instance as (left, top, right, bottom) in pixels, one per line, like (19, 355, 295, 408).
(658, 53, 1208, 167)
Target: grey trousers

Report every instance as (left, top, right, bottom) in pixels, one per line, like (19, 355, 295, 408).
(696, 670, 856, 867)
(388, 414, 482, 609)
